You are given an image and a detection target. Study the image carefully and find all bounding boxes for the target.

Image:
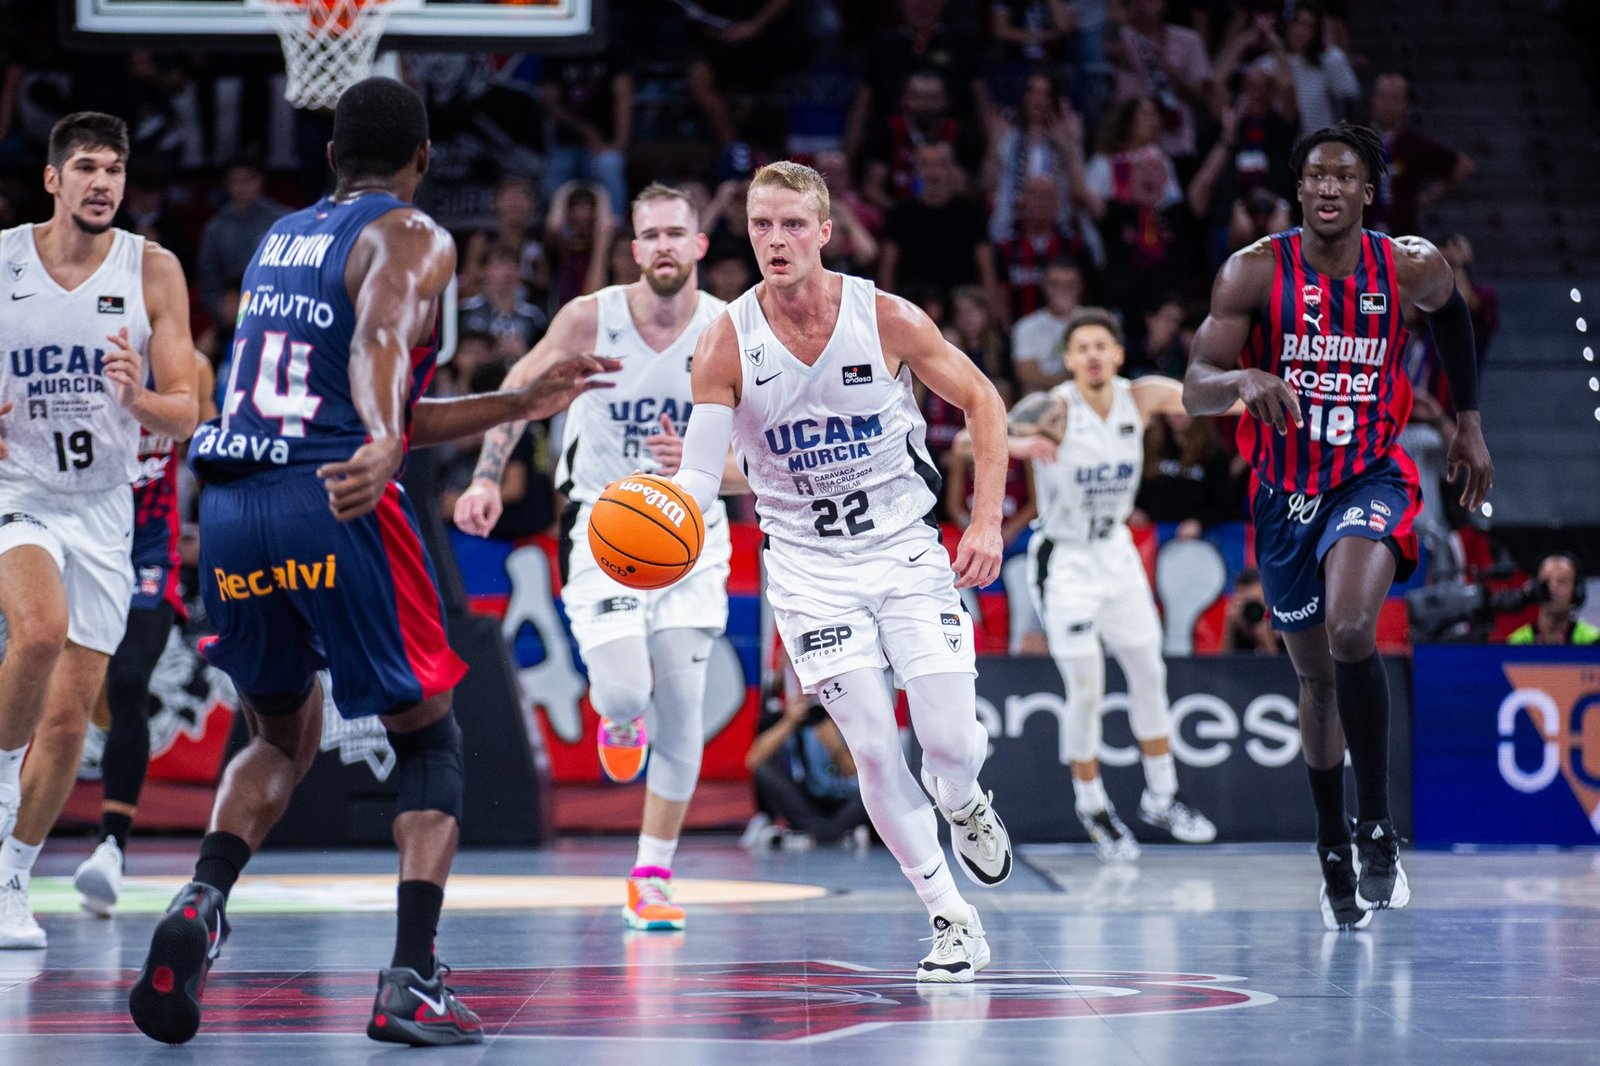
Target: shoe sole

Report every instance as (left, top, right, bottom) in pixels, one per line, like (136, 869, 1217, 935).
(74, 867, 119, 918)
(621, 906, 685, 931)
(0, 929, 47, 949)
(368, 1015, 484, 1047)
(129, 911, 211, 1044)
(598, 752, 648, 783)
(916, 939, 990, 983)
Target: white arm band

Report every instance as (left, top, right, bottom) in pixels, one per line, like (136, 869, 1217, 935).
(672, 403, 734, 515)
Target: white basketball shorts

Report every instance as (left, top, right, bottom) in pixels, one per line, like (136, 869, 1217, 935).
(1026, 528, 1162, 658)
(560, 500, 732, 658)
(0, 476, 134, 655)
(766, 521, 977, 693)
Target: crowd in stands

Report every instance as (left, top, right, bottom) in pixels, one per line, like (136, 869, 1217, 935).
(0, 0, 1494, 648)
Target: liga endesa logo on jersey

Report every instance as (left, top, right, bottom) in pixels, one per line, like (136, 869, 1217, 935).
(1497, 664, 1600, 834)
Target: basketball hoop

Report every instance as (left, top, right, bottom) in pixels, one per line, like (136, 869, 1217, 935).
(258, 0, 405, 111)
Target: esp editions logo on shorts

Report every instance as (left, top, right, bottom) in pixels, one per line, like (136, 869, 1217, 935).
(799, 625, 852, 654)
(1497, 664, 1600, 834)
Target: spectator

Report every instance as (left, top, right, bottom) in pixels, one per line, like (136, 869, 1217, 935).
(114, 158, 192, 272)
(1107, 0, 1213, 168)
(539, 49, 635, 216)
(1081, 97, 1184, 216)
(704, 253, 755, 303)
(989, 0, 1078, 69)
(1010, 258, 1085, 393)
(877, 141, 992, 298)
(861, 70, 983, 209)
(1210, 8, 1296, 130)
(1097, 148, 1199, 323)
(1210, 50, 1298, 203)
(437, 331, 498, 400)
(1439, 233, 1500, 360)
(1220, 568, 1282, 654)
(1366, 71, 1476, 236)
(461, 175, 548, 300)
(989, 173, 1101, 326)
(1508, 555, 1598, 646)
(1273, 2, 1359, 133)
(814, 148, 882, 277)
(605, 227, 642, 286)
(948, 285, 1014, 397)
(985, 72, 1082, 238)
(196, 156, 287, 319)
(458, 246, 550, 361)
(744, 687, 870, 850)
(439, 364, 557, 541)
(679, 0, 814, 150)
(701, 175, 762, 282)
(1133, 409, 1246, 537)
(544, 180, 614, 308)
(1126, 294, 1187, 378)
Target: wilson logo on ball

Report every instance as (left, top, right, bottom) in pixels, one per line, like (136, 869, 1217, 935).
(588, 474, 705, 591)
(616, 479, 689, 528)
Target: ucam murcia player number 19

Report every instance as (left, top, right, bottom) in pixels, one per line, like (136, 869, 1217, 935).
(0, 224, 146, 492)
(728, 273, 941, 550)
(1237, 227, 1413, 497)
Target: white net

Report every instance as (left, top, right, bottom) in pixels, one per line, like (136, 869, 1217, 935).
(260, 0, 400, 111)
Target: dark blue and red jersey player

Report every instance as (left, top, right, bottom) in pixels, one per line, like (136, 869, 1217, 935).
(131, 426, 186, 616)
(1183, 123, 1491, 930)
(190, 188, 464, 717)
(1233, 225, 1423, 630)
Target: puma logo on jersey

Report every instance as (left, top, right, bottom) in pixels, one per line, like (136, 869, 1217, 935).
(1302, 310, 1322, 332)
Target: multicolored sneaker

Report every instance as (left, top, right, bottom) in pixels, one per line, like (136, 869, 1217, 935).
(368, 962, 483, 1046)
(623, 867, 685, 931)
(598, 717, 648, 783)
(129, 882, 229, 1044)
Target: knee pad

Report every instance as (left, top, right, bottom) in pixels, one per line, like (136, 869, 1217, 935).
(389, 712, 465, 821)
(643, 662, 706, 804)
(587, 673, 653, 723)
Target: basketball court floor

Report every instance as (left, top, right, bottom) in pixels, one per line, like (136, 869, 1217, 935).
(1, 837, 1596, 1063)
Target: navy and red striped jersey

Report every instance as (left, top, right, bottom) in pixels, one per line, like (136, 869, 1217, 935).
(1236, 228, 1412, 496)
(132, 426, 184, 611)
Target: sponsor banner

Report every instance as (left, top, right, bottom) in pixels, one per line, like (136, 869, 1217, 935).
(971, 655, 1412, 843)
(1412, 644, 1600, 845)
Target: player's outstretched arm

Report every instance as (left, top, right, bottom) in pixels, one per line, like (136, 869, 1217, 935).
(110, 243, 198, 441)
(450, 296, 612, 536)
(669, 312, 741, 516)
(884, 293, 1006, 589)
(1395, 235, 1493, 511)
(1184, 242, 1302, 434)
(318, 209, 454, 522)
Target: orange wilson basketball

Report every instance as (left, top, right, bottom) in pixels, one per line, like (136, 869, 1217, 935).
(587, 474, 705, 590)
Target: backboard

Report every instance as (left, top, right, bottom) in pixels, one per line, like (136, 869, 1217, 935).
(69, 0, 600, 52)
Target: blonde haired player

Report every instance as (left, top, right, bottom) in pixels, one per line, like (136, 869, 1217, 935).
(1005, 308, 1219, 861)
(0, 112, 198, 948)
(667, 160, 1013, 982)
(455, 183, 740, 931)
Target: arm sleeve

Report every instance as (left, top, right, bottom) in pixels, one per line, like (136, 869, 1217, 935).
(1425, 287, 1479, 412)
(672, 402, 735, 514)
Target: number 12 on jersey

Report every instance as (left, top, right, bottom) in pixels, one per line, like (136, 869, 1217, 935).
(223, 331, 324, 437)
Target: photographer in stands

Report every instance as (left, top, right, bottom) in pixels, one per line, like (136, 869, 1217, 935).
(1507, 554, 1597, 646)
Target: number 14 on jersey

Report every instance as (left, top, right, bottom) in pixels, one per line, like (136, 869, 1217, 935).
(224, 331, 324, 437)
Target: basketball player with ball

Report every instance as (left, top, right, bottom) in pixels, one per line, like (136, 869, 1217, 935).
(659, 160, 1014, 982)
(456, 183, 740, 932)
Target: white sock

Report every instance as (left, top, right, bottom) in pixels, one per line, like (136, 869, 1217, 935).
(633, 833, 678, 875)
(1142, 753, 1178, 803)
(937, 777, 981, 815)
(0, 837, 43, 886)
(1073, 775, 1110, 816)
(0, 745, 26, 789)
(903, 852, 966, 919)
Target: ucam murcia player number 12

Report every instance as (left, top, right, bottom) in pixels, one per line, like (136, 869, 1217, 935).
(1237, 227, 1412, 497)
(1031, 378, 1143, 548)
(0, 223, 147, 491)
(727, 273, 941, 550)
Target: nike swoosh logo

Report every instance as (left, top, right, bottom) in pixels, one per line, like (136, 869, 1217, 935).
(10, 293, 34, 301)
(412, 988, 448, 1016)
(922, 862, 943, 880)
(909, 548, 931, 562)
(755, 372, 782, 386)
(690, 654, 709, 663)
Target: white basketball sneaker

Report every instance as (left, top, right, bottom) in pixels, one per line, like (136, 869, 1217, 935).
(73, 838, 125, 917)
(920, 768, 1013, 886)
(917, 904, 990, 983)
(0, 874, 46, 949)
(1079, 804, 1142, 862)
(1138, 791, 1218, 844)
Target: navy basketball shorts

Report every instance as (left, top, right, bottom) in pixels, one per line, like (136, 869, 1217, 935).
(198, 471, 467, 718)
(1251, 451, 1422, 632)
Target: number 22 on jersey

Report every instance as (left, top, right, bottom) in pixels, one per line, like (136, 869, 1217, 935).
(224, 331, 324, 437)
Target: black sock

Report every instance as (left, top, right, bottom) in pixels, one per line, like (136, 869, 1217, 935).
(100, 812, 133, 854)
(1306, 764, 1351, 848)
(1333, 652, 1391, 824)
(193, 831, 253, 899)
(393, 880, 444, 979)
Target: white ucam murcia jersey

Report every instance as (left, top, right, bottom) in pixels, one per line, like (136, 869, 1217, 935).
(0, 224, 147, 492)
(729, 274, 939, 550)
(1033, 377, 1143, 546)
(555, 284, 726, 506)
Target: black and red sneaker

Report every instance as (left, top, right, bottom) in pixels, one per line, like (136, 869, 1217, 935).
(367, 962, 484, 1046)
(128, 882, 230, 1044)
